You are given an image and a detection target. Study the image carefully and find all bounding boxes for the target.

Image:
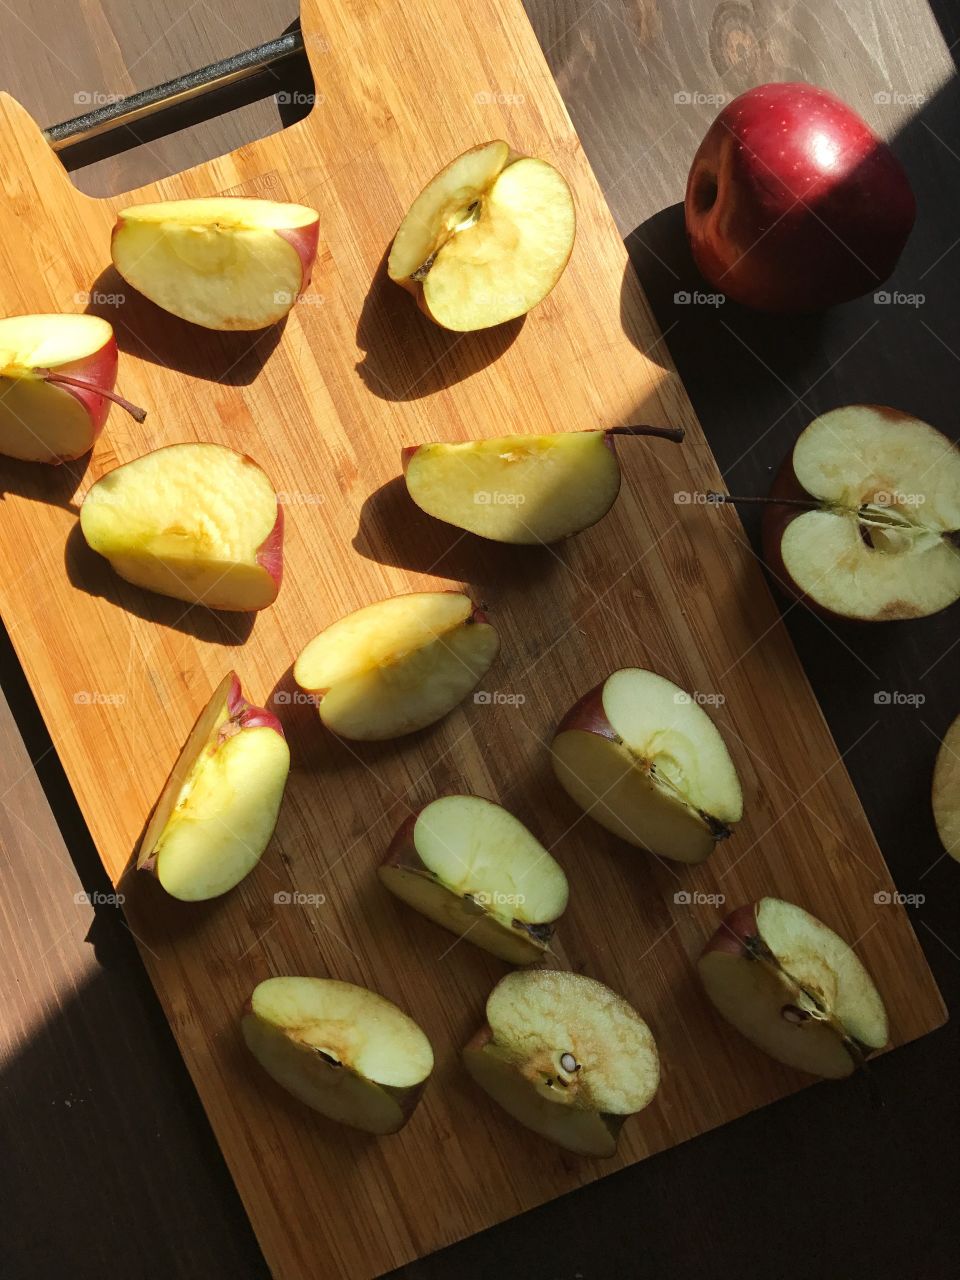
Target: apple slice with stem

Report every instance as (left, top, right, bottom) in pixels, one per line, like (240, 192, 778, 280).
(932, 713, 960, 862)
(294, 591, 499, 741)
(388, 140, 576, 330)
(137, 672, 289, 900)
(0, 313, 145, 463)
(242, 976, 434, 1133)
(699, 897, 889, 1078)
(379, 795, 568, 963)
(710, 406, 960, 621)
(80, 442, 283, 610)
(551, 668, 742, 863)
(401, 425, 684, 544)
(111, 197, 320, 331)
(463, 970, 659, 1157)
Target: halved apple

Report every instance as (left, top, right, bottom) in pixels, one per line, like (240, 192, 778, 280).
(0, 313, 145, 462)
(111, 197, 320, 330)
(387, 140, 575, 330)
(379, 795, 568, 963)
(242, 976, 434, 1133)
(932, 713, 960, 862)
(761, 406, 960, 620)
(294, 591, 499, 741)
(401, 425, 683, 544)
(463, 969, 659, 1157)
(79, 442, 283, 610)
(137, 672, 289, 900)
(551, 668, 742, 863)
(699, 897, 889, 1078)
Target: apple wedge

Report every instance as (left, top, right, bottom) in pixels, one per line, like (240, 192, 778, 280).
(463, 970, 659, 1157)
(111, 197, 320, 330)
(551, 668, 742, 863)
(137, 672, 289, 900)
(0, 313, 145, 462)
(387, 140, 575, 330)
(699, 898, 888, 1078)
(932, 713, 960, 862)
(379, 795, 568, 963)
(242, 976, 433, 1133)
(401, 425, 684, 544)
(294, 592, 499, 741)
(80, 443, 283, 610)
(759, 406, 960, 620)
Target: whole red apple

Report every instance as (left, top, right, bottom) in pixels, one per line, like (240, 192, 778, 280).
(684, 82, 916, 313)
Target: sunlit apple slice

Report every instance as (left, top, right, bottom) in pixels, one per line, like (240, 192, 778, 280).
(932, 713, 960, 862)
(551, 668, 742, 863)
(0, 313, 145, 462)
(80, 442, 283, 610)
(379, 795, 568, 963)
(111, 197, 320, 330)
(294, 591, 499, 741)
(761, 406, 960, 620)
(401, 425, 683, 544)
(699, 898, 889, 1078)
(137, 672, 289, 900)
(463, 970, 659, 1157)
(388, 140, 575, 330)
(242, 976, 434, 1133)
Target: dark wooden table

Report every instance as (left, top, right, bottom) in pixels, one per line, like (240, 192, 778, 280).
(2, 3, 959, 1277)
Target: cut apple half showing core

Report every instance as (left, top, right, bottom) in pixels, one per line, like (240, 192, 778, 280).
(294, 591, 500, 740)
(552, 668, 743, 863)
(752, 406, 960, 620)
(380, 795, 568, 963)
(464, 970, 659, 1157)
(137, 672, 289, 900)
(402, 425, 684, 544)
(242, 976, 434, 1133)
(388, 140, 576, 330)
(0, 314, 145, 462)
(111, 197, 321, 331)
(699, 898, 889, 1079)
(932, 713, 960, 862)
(80, 442, 283, 610)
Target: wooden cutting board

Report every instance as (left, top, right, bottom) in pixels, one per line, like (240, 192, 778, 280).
(0, 1, 946, 1276)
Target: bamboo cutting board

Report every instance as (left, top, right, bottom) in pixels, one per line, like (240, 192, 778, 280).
(0, 1, 946, 1276)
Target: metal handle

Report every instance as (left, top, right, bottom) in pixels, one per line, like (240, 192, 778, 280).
(43, 30, 305, 154)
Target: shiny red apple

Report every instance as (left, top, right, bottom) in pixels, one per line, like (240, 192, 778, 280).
(685, 82, 916, 313)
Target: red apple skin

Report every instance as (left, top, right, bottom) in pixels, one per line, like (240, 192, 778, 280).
(701, 901, 761, 959)
(685, 82, 916, 313)
(276, 221, 321, 294)
(225, 672, 286, 737)
(43, 333, 120, 436)
(555, 679, 618, 741)
(255, 503, 284, 591)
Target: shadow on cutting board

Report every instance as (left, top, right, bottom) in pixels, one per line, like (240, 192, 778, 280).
(63, 522, 255, 646)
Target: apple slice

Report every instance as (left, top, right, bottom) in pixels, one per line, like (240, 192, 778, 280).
(294, 591, 499, 741)
(80, 442, 283, 610)
(463, 970, 659, 1157)
(759, 406, 960, 620)
(111, 197, 320, 331)
(551, 668, 742, 863)
(932, 713, 960, 862)
(699, 898, 889, 1079)
(388, 140, 575, 330)
(379, 795, 568, 963)
(0, 313, 145, 462)
(137, 672, 289, 900)
(242, 976, 433, 1133)
(401, 425, 684, 544)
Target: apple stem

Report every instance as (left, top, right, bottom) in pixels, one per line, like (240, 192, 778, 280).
(706, 491, 820, 511)
(608, 424, 685, 444)
(44, 372, 147, 423)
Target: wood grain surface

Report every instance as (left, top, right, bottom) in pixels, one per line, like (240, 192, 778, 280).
(0, 2, 957, 1280)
